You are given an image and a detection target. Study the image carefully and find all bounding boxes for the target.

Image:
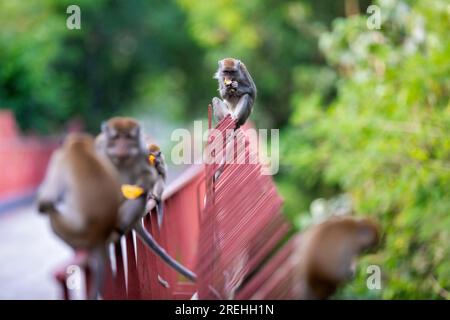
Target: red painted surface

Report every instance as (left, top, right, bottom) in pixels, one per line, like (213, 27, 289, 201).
(0, 110, 58, 200)
(197, 116, 289, 299)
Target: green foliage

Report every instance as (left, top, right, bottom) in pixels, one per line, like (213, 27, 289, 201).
(0, 1, 70, 133)
(1, 0, 207, 133)
(282, 0, 450, 299)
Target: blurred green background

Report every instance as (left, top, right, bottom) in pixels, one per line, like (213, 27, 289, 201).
(1, 0, 449, 299)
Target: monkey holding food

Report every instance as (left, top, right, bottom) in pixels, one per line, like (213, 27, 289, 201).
(96, 117, 196, 282)
(212, 58, 257, 128)
(95, 117, 159, 231)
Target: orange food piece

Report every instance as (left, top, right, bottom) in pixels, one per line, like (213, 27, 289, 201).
(121, 184, 144, 200)
(148, 154, 156, 165)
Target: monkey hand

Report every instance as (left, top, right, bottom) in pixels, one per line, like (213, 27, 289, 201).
(231, 81, 238, 89)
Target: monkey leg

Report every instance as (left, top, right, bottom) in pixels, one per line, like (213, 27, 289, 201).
(233, 94, 253, 128)
(47, 206, 94, 248)
(133, 220, 197, 282)
(212, 97, 231, 122)
(118, 197, 147, 234)
(156, 200, 164, 229)
(151, 179, 165, 228)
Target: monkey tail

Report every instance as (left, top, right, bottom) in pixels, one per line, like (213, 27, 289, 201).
(133, 220, 197, 282)
(87, 245, 107, 300)
(156, 200, 164, 228)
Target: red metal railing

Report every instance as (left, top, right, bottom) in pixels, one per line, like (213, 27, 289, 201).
(197, 116, 290, 299)
(0, 110, 57, 201)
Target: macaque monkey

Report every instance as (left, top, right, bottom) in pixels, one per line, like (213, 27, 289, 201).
(213, 58, 257, 128)
(37, 133, 121, 299)
(96, 117, 196, 282)
(148, 144, 167, 227)
(96, 117, 159, 230)
(96, 117, 156, 191)
(292, 216, 380, 299)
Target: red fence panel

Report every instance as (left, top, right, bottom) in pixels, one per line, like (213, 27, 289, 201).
(196, 116, 290, 299)
(0, 110, 57, 201)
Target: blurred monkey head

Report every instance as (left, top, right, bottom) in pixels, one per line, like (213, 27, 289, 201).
(101, 117, 145, 167)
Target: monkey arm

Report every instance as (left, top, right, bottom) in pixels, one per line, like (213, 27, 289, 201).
(150, 177, 165, 228)
(233, 94, 254, 128)
(133, 219, 197, 282)
(37, 151, 65, 212)
(151, 177, 165, 200)
(155, 159, 168, 181)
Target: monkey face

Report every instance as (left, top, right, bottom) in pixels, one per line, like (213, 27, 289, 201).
(218, 58, 240, 83)
(105, 130, 141, 166)
(222, 69, 237, 84)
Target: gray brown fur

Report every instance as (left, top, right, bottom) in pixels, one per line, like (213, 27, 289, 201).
(213, 58, 257, 128)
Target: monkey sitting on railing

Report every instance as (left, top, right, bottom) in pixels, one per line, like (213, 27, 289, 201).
(37, 133, 121, 299)
(96, 117, 196, 282)
(212, 58, 257, 129)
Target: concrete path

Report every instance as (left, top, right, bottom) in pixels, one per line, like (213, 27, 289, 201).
(0, 205, 72, 299)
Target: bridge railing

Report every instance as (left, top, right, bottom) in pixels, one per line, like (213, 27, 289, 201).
(0, 110, 57, 208)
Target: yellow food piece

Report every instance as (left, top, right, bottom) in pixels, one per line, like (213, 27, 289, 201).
(121, 184, 144, 200)
(148, 154, 156, 165)
(224, 79, 232, 85)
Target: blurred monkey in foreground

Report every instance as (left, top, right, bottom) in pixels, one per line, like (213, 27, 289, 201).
(37, 133, 121, 299)
(96, 117, 196, 282)
(292, 216, 380, 299)
(213, 58, 257, 128)
(147, 144, 167, 227)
